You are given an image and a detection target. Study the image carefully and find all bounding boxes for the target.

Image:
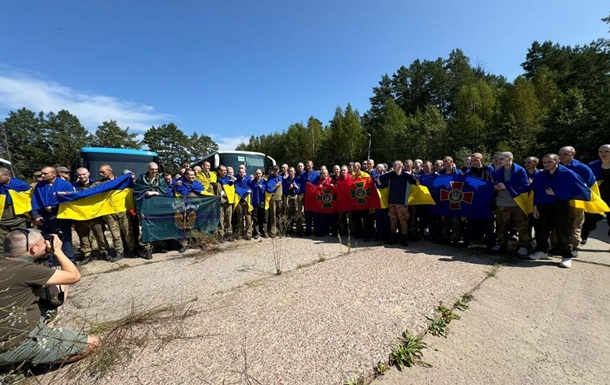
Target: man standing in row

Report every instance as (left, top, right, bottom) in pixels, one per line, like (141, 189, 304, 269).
(491, 152, 532, 257)
(93, 164, 136, 262)
(529, 154, 590, 268)
(73, 167, 109, 263)
(31, 166, 75, 262)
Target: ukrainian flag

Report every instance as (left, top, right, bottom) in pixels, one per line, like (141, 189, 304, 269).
(234, 181, 253, 212)
(408, 185, 436, 205)
(57, 174, 134, 220)
(570, 183, 610, 214)
(0, 178, 32, 218)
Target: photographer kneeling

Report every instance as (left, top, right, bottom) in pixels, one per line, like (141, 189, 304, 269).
(0, 229, 99, 367)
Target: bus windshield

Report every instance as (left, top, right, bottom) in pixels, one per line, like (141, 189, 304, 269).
(219, 153, 266, 175)
(79, 149, 158, 180)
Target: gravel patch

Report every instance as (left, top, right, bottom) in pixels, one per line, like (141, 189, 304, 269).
(40, 239, 498, 385)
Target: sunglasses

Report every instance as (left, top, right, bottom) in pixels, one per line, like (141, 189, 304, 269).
(14, 228, 36, 252)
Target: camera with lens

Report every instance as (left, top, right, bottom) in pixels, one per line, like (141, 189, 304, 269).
(43, 230, 65, 243)
(43, 230, 65, 253)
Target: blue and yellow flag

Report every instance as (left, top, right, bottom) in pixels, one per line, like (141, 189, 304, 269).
(57, 174, 134, 220)
(141, 195, 220, 242)
(0, 178, 32, 218)
(570, 182, 610, 214)
(408, 185, 436, 205)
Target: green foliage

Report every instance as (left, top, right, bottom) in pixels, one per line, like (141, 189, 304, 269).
(143, 122, 189, 175)
(46, 110, 91, 169)
(188, 132, 218, 161)
(388, 331, 427, 369)
(92, 120, 140, 149)
(0, 108, 48, 178)
(454, 292, 474, 311)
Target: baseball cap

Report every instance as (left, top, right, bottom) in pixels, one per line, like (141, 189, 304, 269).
(33, 171, 42, 177)
(57, 166, 71, 173)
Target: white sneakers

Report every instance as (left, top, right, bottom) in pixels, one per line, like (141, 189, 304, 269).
(528, 251, 547, 260)
(517, 247, 528, 257)
(559, 258, 572, 268)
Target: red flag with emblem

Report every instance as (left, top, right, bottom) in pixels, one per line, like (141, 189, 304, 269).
(335, 177, 381, 212)
(304, 182, 338, 213)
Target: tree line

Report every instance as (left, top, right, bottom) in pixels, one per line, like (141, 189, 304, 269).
(0, 110, 218, 178)
(238, 14, 610, 168)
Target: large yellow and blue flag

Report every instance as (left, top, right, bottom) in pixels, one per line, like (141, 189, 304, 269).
(57, 173, 134, 220)
(570, 182, 610, 214)
(0, 178, 32, 218)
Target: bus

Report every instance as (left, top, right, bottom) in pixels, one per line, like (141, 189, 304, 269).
(191, 151, 276, 176)
(73, 147, 159, 180)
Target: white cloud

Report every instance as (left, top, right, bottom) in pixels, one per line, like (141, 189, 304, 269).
(0, 67, 171, 133)
(211, 134, 249, 151)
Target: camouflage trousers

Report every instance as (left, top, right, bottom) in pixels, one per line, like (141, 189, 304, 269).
(440, 216, 461, 242)
(268, 200, 284, 236)
(495, 205, 531, 248)
(285, 195, 304, 234)
(74, 218, 108, 256)
(388, 204, 409, 235)
(234, 200, 252, 238)
(102, 212, 135, 254)
(218, 202, 233, 238)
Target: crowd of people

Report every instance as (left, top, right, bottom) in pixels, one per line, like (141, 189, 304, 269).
(0, 145, 609, 270)
(0, 144, 609, 369)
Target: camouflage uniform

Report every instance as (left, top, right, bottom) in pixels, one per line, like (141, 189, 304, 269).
(73, 180, 109, 258)
(440, 216, 461, 243)
(74, 219, 108, 257)
(102, 212, 136, 254)
(285, 195, 304, 234)
(92, 177, 136, 255)
(267, 177, 284, 237)
(388, 204, 409, 235)
(234, 199, 252, 239)
(217, 181, 234, 239)
(495, 206, 531, 248)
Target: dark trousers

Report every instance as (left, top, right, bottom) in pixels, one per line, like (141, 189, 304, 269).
(375, 208, 390, 242)
(464, 217, 495, 248)
(304, 210, 316, 235)
(252, 205, 267, 236)
(316, 213, 337, 236)
(351, 210, 373, 240)
(536, 201, 575, 259)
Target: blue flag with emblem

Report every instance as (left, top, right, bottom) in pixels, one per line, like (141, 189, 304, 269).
(420, 174, 495, 218)
(140, 195, 221, 242)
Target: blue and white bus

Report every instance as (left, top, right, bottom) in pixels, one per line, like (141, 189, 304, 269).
(191, 150, 276, 176)
(73, 147, 159, 180)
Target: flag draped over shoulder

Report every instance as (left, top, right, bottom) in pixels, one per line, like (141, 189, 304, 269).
(421, 174, 495, 218)
(570, 182, 610, 214)
(336, 177, 381, 212)
(304, 182, 338, 213)
(57, 174, 134, 220)
(141, 195, 220, 243)
(0, 178, 32, 218)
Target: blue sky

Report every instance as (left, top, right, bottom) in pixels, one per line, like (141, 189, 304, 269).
(1, 1, 608, 150)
